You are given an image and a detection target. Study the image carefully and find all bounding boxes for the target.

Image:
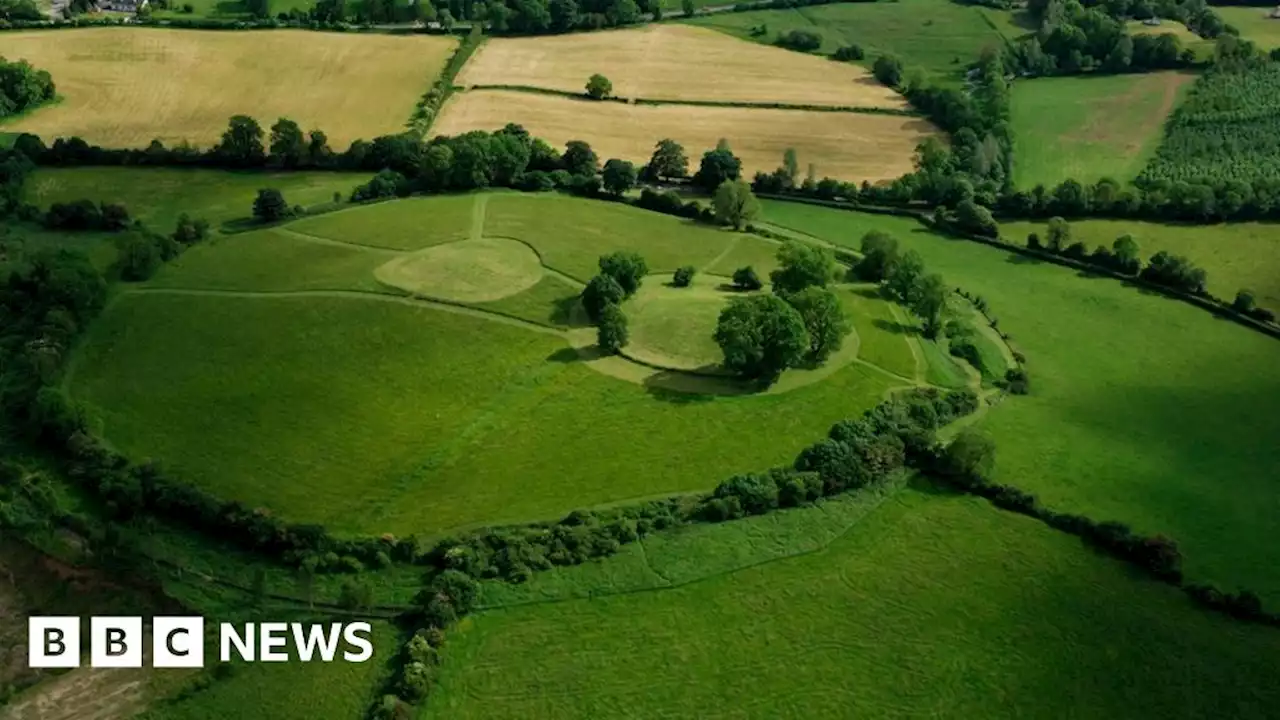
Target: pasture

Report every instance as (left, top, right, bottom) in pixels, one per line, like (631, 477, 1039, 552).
(1010, 72, 1194, 188)
(456, 24, 907, 109)
(0, 29, 455, 148)
(137, 622, 398, 720)
(762, 199, 1280, 601)
(428, 488, 1280, 719)
(23, 167, 367, 230)
(68, 193, 925, 536)
(434, 90, 937, 182)
(1215, 7, 1280, 49)
(687, 0, 1006, 82)
(1000, 217, 1280, 311)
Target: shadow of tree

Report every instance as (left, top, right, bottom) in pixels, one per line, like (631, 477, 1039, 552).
(873, 318, 920, 336)
(551, 296, 590, 328)
(546, 347, 581, 364)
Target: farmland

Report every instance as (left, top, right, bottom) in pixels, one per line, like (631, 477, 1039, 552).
(762, 200, 1280, 601)
(1010, 72, 1194, 188)
(1213, 7, 1280, 49)
(455, 24, 906, 109)
(68, 193, 923, 536)
(23, 167, 368, 230)
(434, 90, 937, 182)
(427, 488, 1280, 719)
(1000, 217, 1280, 311)
(687, 0, 1006, 82)
(0, 28, 456, 148)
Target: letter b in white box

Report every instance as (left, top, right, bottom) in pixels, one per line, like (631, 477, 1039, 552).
(153, 617, 205, 668)
(91, 617, 142, 668)
(29, 617, 80, 668)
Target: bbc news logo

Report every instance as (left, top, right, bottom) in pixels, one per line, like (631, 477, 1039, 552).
(29, 617, 374, 668)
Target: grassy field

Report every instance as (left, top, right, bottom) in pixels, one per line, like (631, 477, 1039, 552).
(150, 0, 312, 20)
(1215, 7, 1280, 49)
(457, 25, 907, 109)
(289, 194, 476, 250)
(1000, 218, 1280, 311)
(375, 238, 546, 302)
(0, 221, 117, 273)
(138, 622, 398, 720)
(23, 167, 367, 231)
(687, 0, 1006, 83)
(0, 29, 455, 148)
(68, 193, 921, 537)
(428, 487, 1280, 719)
(1010, 72, 1195, 188)
(623, 275, 756, 371)
(761, 199, 1280, 601)
(435, 90, 937, 183)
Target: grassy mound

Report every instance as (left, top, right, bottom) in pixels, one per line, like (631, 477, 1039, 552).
(427, 488, 1280, 718)
(623, 276, 742, 372)
(375, 238, 544, 302)
(763, 199, 1280, 601)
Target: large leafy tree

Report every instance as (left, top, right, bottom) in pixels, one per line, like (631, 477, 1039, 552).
(269, 117, 306, 168)
(714, 294, 809, 385)
(597, 303, 629, 354)
(216, 115, 266, 167)
(562, 140, 599, 177)
(598, 251, 647, 296)
(712, 180, 760, 230)
(252, 188, 290, 223)
(785, 286, 849, 362)
(693, 140, 742, 191)
(602, 158, 637, 197)
(884, 249, 925, 303)
(646, 138, 688, 180)
(581, 273, 625, 322)
(770, 241, 836, 296)
(910, 273, 949, 338)
(855, 230, 900, 282)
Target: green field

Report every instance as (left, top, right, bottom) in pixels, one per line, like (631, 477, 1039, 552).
(139, 622, 398, 720)
(1214, 7, 1280, 49)
(428, 487, 1280, 719)
(1010, 72, 1195, 188)
(23, 167, 367, 232)
(686, 0, 1005, 82)
(69, 193, 931, 537)
(1000, 217, 1280, 311)
(150, 0, 314, 21)
(761, 199, 1280, 601)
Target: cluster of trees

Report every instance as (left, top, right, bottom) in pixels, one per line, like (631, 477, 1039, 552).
(412, 27, 483, 134)
(855, 231, 950, 338)
(581, 252, 646, 353)
(776, 28, 822, 52)
(1007, 0, 1198, 76)
(371, 574, 474, 718)
(713, 241, 848, 384)
(43, 199, 130, 231)
(0, 56, 55, 120)
(1025, 217, 1210, 295)
(0, 0, 44, 20)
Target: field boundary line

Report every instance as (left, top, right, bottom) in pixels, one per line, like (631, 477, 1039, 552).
(458, 84, 922, 116)
(113, 287, 567, 337)
(482, 234, 589, 286)
(272, 227, 408, 254)
(699, 234, 744, 273)
(474, 479, 908, 612)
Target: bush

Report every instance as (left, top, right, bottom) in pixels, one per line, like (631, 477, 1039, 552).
(731, 266, 763, 291)
(581, 274, 625, 323)
(833, 44, 865, 61)
(585, 73, 613, 100)
(597, 303, 628, 354)
(713, 473, 780, 515)
(776, 29, 822, 52)
(1232, 289, 1256, 313)
(672, 266, 696, 287)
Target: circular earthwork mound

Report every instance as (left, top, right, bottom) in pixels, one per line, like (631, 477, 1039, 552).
(374, 237, 543, 302)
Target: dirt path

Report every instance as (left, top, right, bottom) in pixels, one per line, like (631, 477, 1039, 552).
(273, 227, 406, 255)
(699, 233, 745, 273)
(116, 287, 566, 337)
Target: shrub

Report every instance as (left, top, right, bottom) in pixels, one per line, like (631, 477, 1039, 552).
(833, 44, 865, 61)
(581, 274, 625, 323)
(938, 429, 995, 483)
(713, 473, 780, 515)
(732, 266, 763, 291)
(672, 266, 696, 287)
(252, 188, 291, 222)
(597, 303, 628, 354)
(585, 73, 613, 100)
(1001, 367, 1029, 395)
(1232, 289, 1257, 313)
(598, 251, 648, 296)
(776, 29, 822, 52)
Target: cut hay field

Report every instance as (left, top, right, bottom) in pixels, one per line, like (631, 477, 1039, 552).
(68, 193, 925, 536)
(456, 24, 907, 109)
(1000, 217, 1280, 311)
(762, 200, 1280, 601)
(1214, 6, 1280, 49)
(0, 28, 456, 148)
(427, 487, 1280, 719)
(434, 90, 937, 182)
(23, 167, 368, 230)
(1010, 72, 1195, 188)
(687, 0, 1006, 83)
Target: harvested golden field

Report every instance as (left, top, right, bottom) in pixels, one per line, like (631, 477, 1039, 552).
(1, 28, 456, 148)
(455, 24, 907, 109)
(434, 90, 935, 182)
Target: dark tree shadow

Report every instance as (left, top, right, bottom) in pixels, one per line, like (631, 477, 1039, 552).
(852, 287, 881, 300)
(642, 377, 719, 404)
(1005, 253, 1043, 266)
(546, 347, 581, 364)
(873, 318, 920, 336)
(551, 296, 591, 328)
(908, 473, 961, 496)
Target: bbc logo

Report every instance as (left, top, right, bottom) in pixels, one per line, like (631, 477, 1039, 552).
(29, 617, 374, 668)
(30, 617, 205, 669)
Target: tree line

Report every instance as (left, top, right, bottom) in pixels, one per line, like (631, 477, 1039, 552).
(1006, 0, 1199, 77)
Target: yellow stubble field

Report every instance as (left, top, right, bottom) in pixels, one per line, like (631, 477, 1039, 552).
(1, 28, 456, 148)
(455, 24, 908, 109)
(433, 90, 938, 182)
